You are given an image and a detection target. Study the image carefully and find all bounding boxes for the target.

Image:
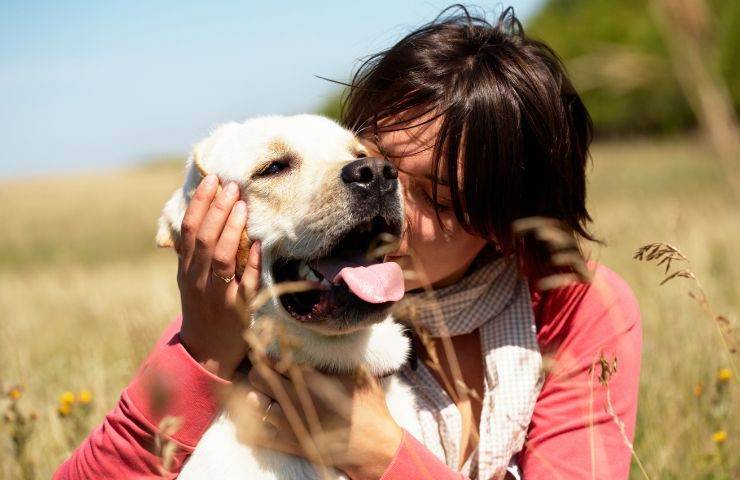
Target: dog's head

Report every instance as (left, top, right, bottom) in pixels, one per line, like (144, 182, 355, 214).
(157, 114, 404, 335)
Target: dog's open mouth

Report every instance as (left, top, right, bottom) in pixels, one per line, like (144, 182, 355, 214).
(272, 216, 404, 322)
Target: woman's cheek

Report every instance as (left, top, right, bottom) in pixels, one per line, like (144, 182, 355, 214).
(414, 213, 443, 243)
(439, 213, 460, 240)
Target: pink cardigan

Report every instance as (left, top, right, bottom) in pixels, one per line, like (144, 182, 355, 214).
(54, 264, 641, 479)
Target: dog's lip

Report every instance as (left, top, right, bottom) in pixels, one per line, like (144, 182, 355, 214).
(278, 216, 403, 263)
(269, 213, 403, 322)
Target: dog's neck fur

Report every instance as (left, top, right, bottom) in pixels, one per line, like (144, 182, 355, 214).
(262, 315, 410, 377)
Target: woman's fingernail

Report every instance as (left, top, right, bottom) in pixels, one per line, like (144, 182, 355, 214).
(245, 390, 260, 405)
(235, 201, 247, 216)
(251, 240, 261, 253)
(225, 182, 238, 196)
(204, 174, 217, 187)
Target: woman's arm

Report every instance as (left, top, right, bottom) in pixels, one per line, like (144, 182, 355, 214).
(54, 176, 260, 479)
(53, 318, 229, 479)
(240, 358, 469, 480)
(380, 430, 467, 480)
(520, 265, 642, 479)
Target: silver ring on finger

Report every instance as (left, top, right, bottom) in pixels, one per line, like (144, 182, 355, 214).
(212, 270, 236, 284)
(261, 400, 274, 423)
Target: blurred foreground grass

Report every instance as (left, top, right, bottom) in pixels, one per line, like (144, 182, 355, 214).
(0, 137, 738, 479)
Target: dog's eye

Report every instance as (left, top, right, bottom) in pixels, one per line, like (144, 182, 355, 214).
(258, 160, 289, 177)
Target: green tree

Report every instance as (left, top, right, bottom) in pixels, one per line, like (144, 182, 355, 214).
(527, 0, 739, 135)
(318, 92, 344, 123)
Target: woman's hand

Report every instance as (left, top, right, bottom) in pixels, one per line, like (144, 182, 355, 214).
(237, 360, 403, 480)
(177, 174, 261, 379)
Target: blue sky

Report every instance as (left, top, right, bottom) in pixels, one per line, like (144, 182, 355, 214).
(0, 1, 543, 178)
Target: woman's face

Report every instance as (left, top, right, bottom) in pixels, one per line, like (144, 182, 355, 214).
(361, 119, 487, 291)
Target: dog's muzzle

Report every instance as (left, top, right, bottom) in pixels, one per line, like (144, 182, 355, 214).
(272, 156, 404, 329)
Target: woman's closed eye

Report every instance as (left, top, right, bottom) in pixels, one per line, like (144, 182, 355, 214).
(415, 183, 453, 212)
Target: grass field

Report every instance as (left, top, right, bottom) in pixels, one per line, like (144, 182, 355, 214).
(0, 137, 737, 479)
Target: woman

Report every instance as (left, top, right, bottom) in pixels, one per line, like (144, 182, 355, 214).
(55, 6, 641, 480)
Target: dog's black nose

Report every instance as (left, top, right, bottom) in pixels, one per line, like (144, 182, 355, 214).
(341, 157, 398, 196)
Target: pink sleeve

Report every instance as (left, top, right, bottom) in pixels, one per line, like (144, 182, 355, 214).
(520, 265, 642, 479)
(386, 265, 641, 480)
(381, 430, 468, 480)
(53, 316, 230, 480)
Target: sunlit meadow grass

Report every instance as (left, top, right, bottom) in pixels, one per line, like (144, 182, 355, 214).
(0, 137, 737, 478)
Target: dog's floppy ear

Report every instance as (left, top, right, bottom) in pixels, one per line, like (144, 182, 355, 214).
(155, 187, 187, 253)
(156, 137, 252, 272)
(235, 228, 252, 279)
(187, 136, 252, 276)
(155, 218, 178, 250)
(193, 147, 253, 277)
(155, 140, 210, 252)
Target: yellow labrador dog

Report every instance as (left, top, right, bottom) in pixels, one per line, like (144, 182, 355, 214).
(156, 115, 421, 479)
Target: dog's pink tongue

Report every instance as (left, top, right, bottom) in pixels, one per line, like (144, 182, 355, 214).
(334, 262, 404, 304)
(310, 257, 404, 304)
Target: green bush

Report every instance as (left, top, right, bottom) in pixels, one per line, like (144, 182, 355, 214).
(527, 0, 739, 135)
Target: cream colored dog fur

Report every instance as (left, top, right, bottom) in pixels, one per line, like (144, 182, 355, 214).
(156, 115, 421, 479)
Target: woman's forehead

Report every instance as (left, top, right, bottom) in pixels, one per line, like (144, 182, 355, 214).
(360, 116, 448, 182)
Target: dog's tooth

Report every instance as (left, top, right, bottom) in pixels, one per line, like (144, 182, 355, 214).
(305, 268, 320, 282)
(309, 265, 324, 279)
(298, 262, 312, 279)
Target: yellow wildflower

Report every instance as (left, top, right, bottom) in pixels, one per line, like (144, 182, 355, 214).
(712, 430, 728, 444)
(59, 391, 75, 405)
(78, 390, 93, 405)
(8, 388, 22, 401)
(58, 403, 72, 417)
(717, 368, 732, 383)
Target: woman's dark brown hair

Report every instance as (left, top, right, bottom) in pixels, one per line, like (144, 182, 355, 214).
(341, 4, 595, 280)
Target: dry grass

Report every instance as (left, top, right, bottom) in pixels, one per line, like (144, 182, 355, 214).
(0, 136, 737, 478)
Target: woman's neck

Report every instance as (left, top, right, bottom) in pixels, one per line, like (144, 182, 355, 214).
(423, 243, 490, 290)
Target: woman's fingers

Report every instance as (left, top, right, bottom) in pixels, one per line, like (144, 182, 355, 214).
(189, 182, 241, 282)
(238, 241, 262, 306)
(260, 426, 304, 458)
(248, 361, 348, 414)
(248, 363, 298, 404)
(228, 385, 298, 452)
(243, 388, 291, 432)
(240, 376, 319, 459)
(301, 370, 353, 419)
(180, 174, 219, 268)
(210, 200, 247, 294)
